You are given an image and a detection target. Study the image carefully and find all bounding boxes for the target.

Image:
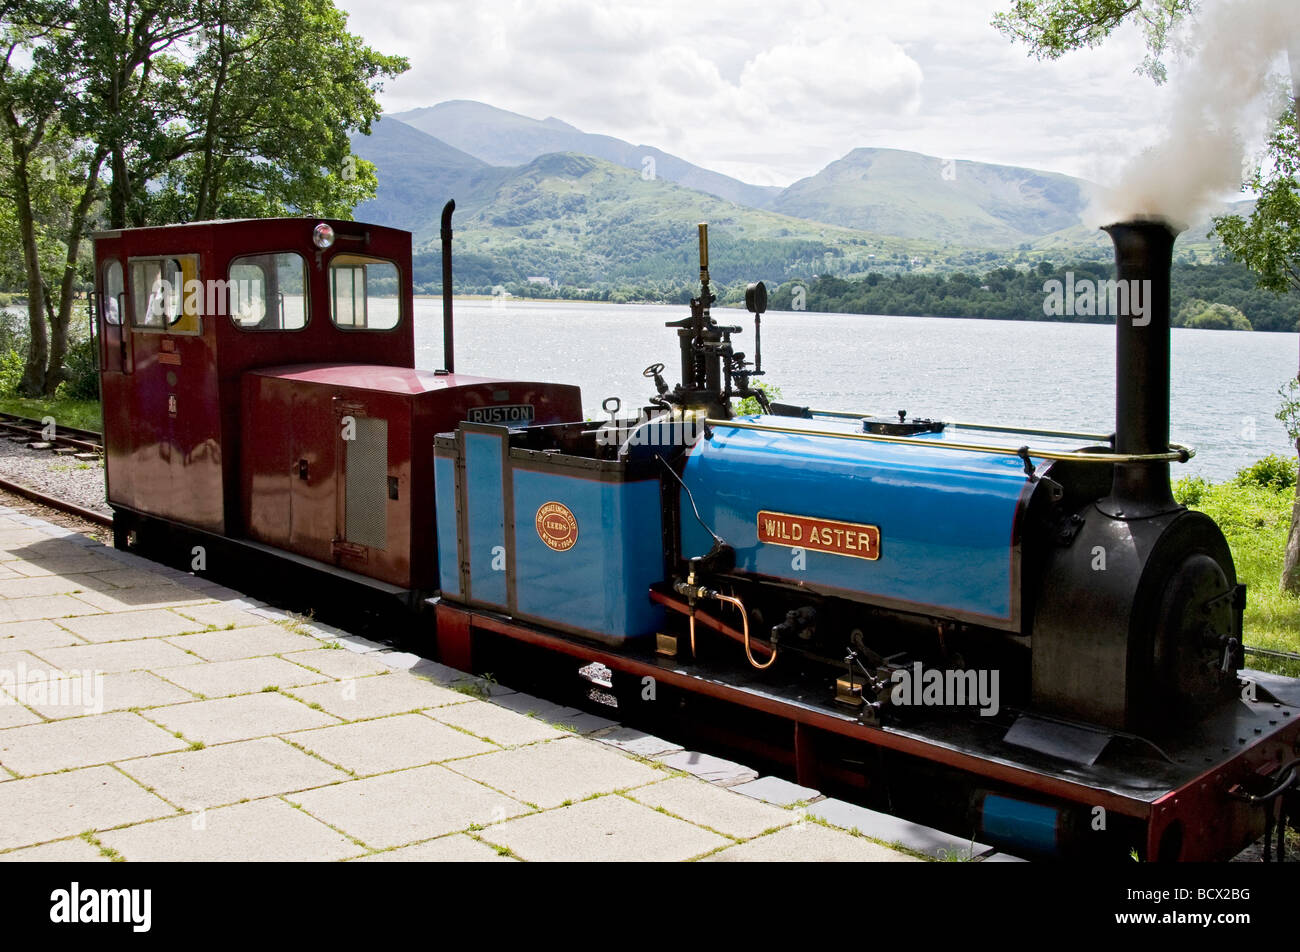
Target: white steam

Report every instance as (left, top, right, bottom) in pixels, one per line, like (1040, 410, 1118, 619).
(1093, 0, 1300, 229)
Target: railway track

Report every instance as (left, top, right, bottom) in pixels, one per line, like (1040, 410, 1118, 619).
(0, 410, 103, 455)
(0, 411, 111, 527)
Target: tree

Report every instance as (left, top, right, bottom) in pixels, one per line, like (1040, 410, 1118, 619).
(995, 0, 1300, 594)
(0, 0, 405, 394)
(142, 0, 405, 223)
(1174, 298, 1252, 330)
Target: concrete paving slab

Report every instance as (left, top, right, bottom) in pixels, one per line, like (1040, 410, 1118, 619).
(446, 736, 662, 808)
(289, 763, 530, 850)
(561, 710, 619, 733)
(426, 700, 569, 746)
(407, 659, 467, 683)
(324, 634, 384, 653)
(493, 690, 584, 723)
(165, 625, 320, 661)
(0, 647, 66, 679)
(371, 650, 422, 670)
(0, 573, 102, 598)
(0, 836, 109, 862)
(99, 798, 361, 862)
(626, 777, 796, 840)
(485, 794, 729, 862)
(730, 775, 821, 807)
(86, 568, 180, 589)
(0, 711, 188, 775)
(352, 833, 515, 862)
(807, 798, 988, 860)
(592, 726, 684, 759)
(980, 852, 1030, 862)
(116, 737, 349, 810)
(167, 604, 269, 631)
(18, 671, 194, 719)
(0, 699, 42, 728)
(59, 608, 208, 642)
(287, 672, 469, 720)
(282, 647, 394, 679)
(154, 656, 330, 698)
(71, 585, 213, 613)
(285, 713, 498, 775)
(655, 750, 759, 786)
(704, 823, 921, 862)
(145, 691, 339, 745)
(32, 638, 201, 674)
(0, 765, 174, 851)
(8, 554, 121, 577)
(0, 595, 101, 623)
(0, 619, 83, 651)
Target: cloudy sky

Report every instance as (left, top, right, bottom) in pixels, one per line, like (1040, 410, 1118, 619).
(335, 0, 1188, 188)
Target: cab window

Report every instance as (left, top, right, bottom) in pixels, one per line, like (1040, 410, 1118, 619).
(102, 260, 123, 326)
(329, 255, 400, 330)
(228, 252, 308, 330)
(130, 256, 201, 334)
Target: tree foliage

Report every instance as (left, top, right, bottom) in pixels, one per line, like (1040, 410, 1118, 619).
(0, 0, 406, 393)
(992, 0, 1199, 81)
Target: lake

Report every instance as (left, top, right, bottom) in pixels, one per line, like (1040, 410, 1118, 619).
(414, 297, 1298, 483)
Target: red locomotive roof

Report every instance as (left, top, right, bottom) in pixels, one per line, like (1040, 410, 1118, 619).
(244, 363, 508, 396)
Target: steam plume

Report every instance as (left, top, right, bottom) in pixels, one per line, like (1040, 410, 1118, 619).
(1094, 0, 1300, 228)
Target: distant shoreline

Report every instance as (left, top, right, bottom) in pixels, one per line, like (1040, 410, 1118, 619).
(415, 295, 1299, 332)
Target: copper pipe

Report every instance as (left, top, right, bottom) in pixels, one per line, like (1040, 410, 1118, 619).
(713, 592, 777, 670)
(651, 590, 774, 660)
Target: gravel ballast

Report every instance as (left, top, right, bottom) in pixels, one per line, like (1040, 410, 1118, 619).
(0, 439, 109, 516)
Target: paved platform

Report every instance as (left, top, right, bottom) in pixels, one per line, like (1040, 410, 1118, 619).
(0, 502, 973, 862)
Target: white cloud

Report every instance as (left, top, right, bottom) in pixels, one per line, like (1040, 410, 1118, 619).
(336, 0, 1218, 188)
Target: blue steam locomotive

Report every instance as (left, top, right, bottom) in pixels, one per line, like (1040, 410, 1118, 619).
(431, 219, 1299, 861)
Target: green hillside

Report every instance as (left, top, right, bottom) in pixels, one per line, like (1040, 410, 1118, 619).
(412, 151, 981, 292)
(771, 148, 1092, 245)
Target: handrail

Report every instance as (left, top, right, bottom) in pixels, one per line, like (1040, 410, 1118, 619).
(805, 408, 1114, 444)
(705, 417, 1194, 464)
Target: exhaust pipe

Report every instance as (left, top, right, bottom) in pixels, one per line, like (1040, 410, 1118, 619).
(1100, 218, 1181, 518)
(440, 199, 456, 373)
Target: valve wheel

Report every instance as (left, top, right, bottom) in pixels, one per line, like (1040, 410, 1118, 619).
(643, 362, 665, 378)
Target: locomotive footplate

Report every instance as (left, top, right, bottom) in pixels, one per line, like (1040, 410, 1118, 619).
(434, 599, 1300, 862)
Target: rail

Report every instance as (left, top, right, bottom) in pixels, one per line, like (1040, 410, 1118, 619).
(706, 417, 1193, 464)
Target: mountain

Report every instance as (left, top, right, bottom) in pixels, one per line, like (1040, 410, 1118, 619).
(350, 117, 510, 234)
(389, 100, 782, 210)
(347, 105, 1245, 289)
(771, 148, 1095, 246)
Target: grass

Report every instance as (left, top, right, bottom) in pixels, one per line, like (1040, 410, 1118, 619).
(1175, 463, 1300, 677)
(0, 394, 101, 432)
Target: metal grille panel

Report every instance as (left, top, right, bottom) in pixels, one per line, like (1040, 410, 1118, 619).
(345, 417, 388, 550)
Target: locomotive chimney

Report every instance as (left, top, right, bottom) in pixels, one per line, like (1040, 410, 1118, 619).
(1100, 218, 1182, 518)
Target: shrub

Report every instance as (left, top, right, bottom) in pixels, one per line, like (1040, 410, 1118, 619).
(0, 348, 24, 396)
(734, 381, 782, 416)
(1174, 298, 1252, 331)
(1173, 475, 1209, 506)
(59, 336, 99, 400)
(1233, 454, 1297, 493)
